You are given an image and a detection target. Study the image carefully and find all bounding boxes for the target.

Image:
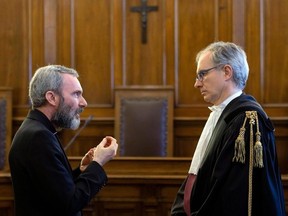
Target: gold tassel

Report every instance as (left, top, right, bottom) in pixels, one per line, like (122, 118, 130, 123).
(254, 113, 264, 168)
(232, 111, 264, 169)
(247, 111, 254, 216)
(232, 117, 247, 164)
(240, 111, 264, 216)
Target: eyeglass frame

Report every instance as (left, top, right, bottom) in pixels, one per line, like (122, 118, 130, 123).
(195, 64, 224, 82)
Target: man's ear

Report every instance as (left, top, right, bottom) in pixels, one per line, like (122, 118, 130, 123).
(45, 91, 58, 106)
(223, 64, 233, 80)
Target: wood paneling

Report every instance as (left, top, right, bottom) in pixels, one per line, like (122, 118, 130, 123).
(1, 0, 288, 214)
(73, 0, 113, 105)
(0, 0, 287, 115)
(1, 0, 287, 175)
(0, 174, 14, 216)
(58, 117, 288, 175)
(176, 0, 221, 105)
(264, 0, 288, 103)
(60, 118, 115, 157)
(1, 158, 288, 215)
(124, 0, 165, 85)
(0, 0, 30, 106)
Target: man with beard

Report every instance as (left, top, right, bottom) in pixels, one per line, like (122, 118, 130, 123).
(9, 65, 118, 216)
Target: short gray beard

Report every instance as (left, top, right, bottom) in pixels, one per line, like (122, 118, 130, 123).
(70, 117, 80, 130)
(51, 97, 82, 130)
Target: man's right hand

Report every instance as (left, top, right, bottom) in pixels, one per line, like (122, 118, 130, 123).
(93, 136, 118, 166)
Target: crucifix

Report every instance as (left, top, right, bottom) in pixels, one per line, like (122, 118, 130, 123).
(130, 0, 158, 44)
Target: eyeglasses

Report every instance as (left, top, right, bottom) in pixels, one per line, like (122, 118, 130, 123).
(195, 65, 223, 82)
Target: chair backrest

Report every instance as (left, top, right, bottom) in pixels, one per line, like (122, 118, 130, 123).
(0, 88, 12, 172)
(115, 86, 174, 157)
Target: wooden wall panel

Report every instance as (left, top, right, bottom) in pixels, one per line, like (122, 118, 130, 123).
(2, 158, 288, 215)
(1, 0, 286, 115)
(57, 0, 72, 66)
(264, 0, 288, 103)
(1, 1, 288, 214)
(73, 0, 113, 105)
(274, 119, 288, 174)
(219, 0, 233, 42)
(0, 0, 30, 106)
(0, 0, 287, 164)
(31, 0, 45, 79)
(59, 119, 114, 156)
(124, 0, 166, 85)
(244, 0, 262, 100)
(173, 119, 205, 157)
(44, 0, 57, 64)
(176, 0, 218, 106)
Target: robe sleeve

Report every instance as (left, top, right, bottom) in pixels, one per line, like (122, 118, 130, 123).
(170, 177, 188, 216)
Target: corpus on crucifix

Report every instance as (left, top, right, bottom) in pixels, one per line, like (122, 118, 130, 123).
(130, 0, 158, 44)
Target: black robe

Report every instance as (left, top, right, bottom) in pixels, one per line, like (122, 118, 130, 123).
(9, 109, 108, 216)
(171, 94, 286, 216)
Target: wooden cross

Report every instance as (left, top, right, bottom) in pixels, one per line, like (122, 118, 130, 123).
(130, 0, 158, 44)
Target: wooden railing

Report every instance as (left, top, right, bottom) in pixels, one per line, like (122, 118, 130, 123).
(1, 157, 288, 215)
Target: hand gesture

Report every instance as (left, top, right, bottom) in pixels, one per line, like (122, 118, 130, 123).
(93, 136, 118, 166)
(80, 148, 94, 172)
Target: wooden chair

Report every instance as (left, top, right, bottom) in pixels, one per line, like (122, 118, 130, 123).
(0, 88, 12, 172)
(114, 86, 174, 157)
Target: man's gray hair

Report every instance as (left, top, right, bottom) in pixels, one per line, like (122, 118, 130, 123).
(196, 41, 249, 90)
(29, 65, 79, 109)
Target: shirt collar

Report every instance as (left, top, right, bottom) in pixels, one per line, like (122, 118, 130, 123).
(209, 90, 242, 112)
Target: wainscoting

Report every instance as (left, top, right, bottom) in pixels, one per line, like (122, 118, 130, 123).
(1, 157, 288, 216)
